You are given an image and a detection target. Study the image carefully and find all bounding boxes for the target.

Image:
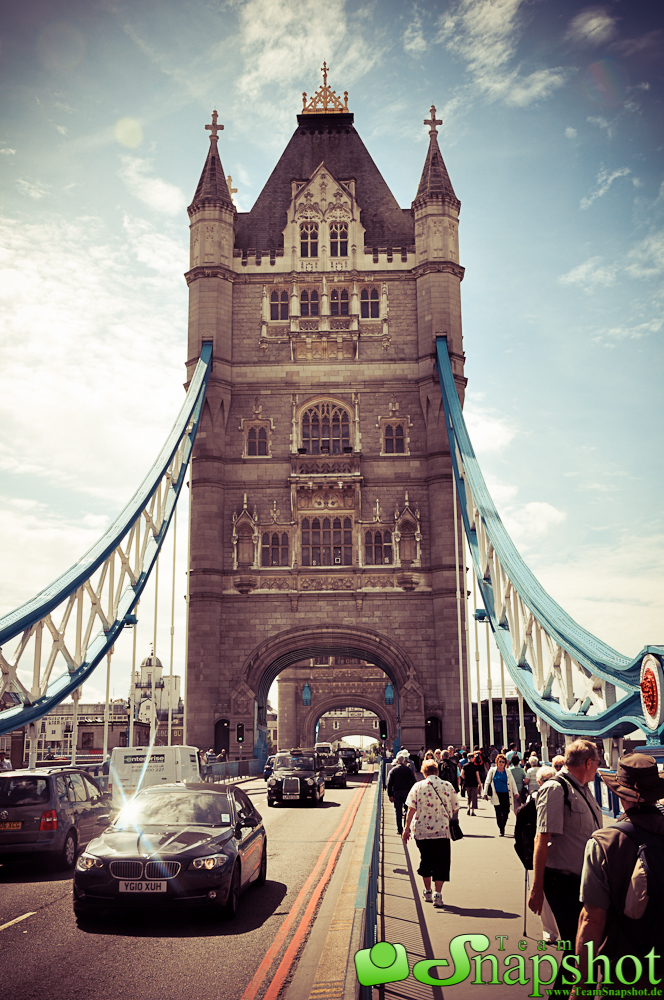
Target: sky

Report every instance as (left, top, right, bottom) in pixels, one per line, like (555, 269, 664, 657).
(0, 0, 662, 731)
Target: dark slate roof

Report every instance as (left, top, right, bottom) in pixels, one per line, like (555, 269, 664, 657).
(188, 138, 233, 214)
(234, 113, 414, 252)
(414, 133, 460, 211)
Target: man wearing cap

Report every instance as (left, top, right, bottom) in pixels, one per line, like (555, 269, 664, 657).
(573, 753, 664, 993)
(528, 739, 603, 997)
(387, 751, 416, 836)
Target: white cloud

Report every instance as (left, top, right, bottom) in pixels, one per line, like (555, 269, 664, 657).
(118, 156, 186, 215)
(437, 0, 568, 107)
(54, 124, 69, 136)
(565, 6, 618, 47)
(593, 318, 663, 344)
(464, 400, 516, 454)
(502, 501, 566, 542)
(0, 147, 16, 156)
(404, 15, 427, 54)
(16, 178, 47, 199)
(625, 231, 664, 279)
(558, 256, 617, 292)
(565, 126, 577, 139)
(580, 165, 631, 209)
(0, 212, 187, 511)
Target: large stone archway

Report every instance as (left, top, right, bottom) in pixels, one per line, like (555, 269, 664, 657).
(236, 625, 425, 758)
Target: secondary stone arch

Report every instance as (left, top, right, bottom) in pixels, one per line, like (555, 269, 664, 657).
(243, 624, 416, 725)
(302, 692, 395, 746)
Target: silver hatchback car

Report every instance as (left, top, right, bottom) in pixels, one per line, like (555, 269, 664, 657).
(0, 767, 110, 869)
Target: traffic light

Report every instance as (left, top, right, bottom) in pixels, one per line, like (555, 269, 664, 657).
(236, 722, 244, 744)
(379, 720, 388, 740)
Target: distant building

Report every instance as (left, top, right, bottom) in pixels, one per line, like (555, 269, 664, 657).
(130, 653, 182, 718)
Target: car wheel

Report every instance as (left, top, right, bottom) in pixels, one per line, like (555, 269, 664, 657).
(256, 840, 267, 885)
(267, 798, 276, 807)
(222, 863, 241, 919)
(59, 830, 78, 870)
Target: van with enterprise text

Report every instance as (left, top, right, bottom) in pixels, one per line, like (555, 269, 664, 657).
(109, 746, 201, 810)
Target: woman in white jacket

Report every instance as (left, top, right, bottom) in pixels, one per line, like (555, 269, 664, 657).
(482, 753, 518, 836)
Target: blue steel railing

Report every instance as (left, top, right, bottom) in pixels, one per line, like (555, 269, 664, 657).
(0, 343, 213, 735)
(356, 761, 383, 1000)
(435, 336, 664, 740)
(204, 759, 262, 782)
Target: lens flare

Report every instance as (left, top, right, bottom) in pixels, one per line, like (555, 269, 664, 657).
(115, 118, 143, 148)
(583, 59, 629, 107)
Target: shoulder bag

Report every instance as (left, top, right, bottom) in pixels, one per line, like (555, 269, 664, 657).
(428, 778, 464, 841)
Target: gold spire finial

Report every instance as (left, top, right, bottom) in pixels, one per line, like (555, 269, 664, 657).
(205, 109, 224, 142)
(424, 105, 442, 137)
(226, 175, 238, 202)
(301, 63, 350, 115)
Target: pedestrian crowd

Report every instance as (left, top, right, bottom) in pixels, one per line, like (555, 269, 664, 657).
(386, 738, 664, 997)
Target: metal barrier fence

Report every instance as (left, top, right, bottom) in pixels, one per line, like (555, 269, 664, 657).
(355, 761, 383, 1000)
(205, 759, 262, 782)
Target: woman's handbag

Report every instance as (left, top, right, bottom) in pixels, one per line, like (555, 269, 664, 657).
(449, 816, 464, 841)
(428, 778, 464, 841)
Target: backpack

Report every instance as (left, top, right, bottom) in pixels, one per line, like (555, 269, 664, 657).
(609, 821, 664, 955)
(440, 760, 457, 787)
(513, 794, 537, 869)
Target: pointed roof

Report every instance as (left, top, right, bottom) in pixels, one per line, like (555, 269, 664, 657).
(413, 106, 460, 212)
(234, 112, 414, 253)
(188, 111, 234, 215)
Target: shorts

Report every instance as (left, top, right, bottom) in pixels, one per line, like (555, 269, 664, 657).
(415, 837, 451, 882)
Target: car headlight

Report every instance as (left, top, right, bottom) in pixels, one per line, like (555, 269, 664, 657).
(336, 771, 344, 776)
(306, 778, 314, 786)
(76, 853, 104, 871)
(190, 854, 230, 871)
(268, 777, 277, 786)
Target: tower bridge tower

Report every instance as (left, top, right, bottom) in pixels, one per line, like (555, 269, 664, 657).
(184, 73, 469, 760)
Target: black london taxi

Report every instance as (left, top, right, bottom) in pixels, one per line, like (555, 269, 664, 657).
(266, 749, 325, 807)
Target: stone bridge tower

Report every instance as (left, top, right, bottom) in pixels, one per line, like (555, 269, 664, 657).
(184, 73, 469, 760)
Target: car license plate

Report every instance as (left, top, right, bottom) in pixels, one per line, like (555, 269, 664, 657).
(0, 822, 21, 830)
(119, 881, 167, 893)
(283, 793, 299, 800)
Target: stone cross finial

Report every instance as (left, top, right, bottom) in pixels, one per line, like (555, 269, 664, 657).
(424, 105, 442, 137)
(226, 175, 238, 200)
(321, 61, 328, 86)
(205, 110, 224, 141)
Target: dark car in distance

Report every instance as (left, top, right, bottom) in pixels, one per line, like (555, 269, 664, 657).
(338, 749, 360, 775)
(0, 767, 109, 869)
(319, 753, 347, 788)
(266, 749, 325, 807)
(72, 782, 266, 920)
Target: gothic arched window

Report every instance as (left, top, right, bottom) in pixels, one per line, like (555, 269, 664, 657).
(365, 530, 392, 565)
(360, 287, 380, 319)
(301, 401, 351, 455)
(300, 222, 318, 258)
(300, 289, 319, 317)
(301, 517, 352, 566)
(330, 288, 349, 317)
(330, 222, 348, 257)
(384, 424, 404, 454)
(302, 683, 311, 706)
(248, 426, 268, 457)
(270, 290, 288, 321)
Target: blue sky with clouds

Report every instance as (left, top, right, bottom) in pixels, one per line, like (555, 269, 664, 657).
(0, 0, 662, 710)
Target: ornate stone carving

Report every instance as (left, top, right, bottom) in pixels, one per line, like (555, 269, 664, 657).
(299, 576, 354, 591)
(258, 577, 292, 591)
(363, 576, 395, 589)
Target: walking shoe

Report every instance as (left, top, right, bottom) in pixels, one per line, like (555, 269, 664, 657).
(499, 830, 505, 836)
(433, 893, 444, 908)
(422, 889, 432, 903)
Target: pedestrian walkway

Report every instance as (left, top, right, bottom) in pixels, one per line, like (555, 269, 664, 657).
(380, 790, 564, 1000)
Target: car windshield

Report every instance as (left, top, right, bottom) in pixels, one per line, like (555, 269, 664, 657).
(275, 755, 314, 770)
(114, 791, 232, 829)
(0, 777, 50, 807)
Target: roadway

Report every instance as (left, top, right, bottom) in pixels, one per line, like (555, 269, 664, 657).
(0, 771, 374, 1000)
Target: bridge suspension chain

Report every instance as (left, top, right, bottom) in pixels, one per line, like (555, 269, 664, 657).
(0, 342, 213, 738)
(436, 337, 664, 742)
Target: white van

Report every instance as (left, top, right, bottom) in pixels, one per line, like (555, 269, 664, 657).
(109, 746, 201, 810)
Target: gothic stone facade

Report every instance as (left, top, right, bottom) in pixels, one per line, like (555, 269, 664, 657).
(184, 98, 469, 759)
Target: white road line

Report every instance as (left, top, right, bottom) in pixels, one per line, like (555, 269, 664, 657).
(0, 912, 36, 932)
